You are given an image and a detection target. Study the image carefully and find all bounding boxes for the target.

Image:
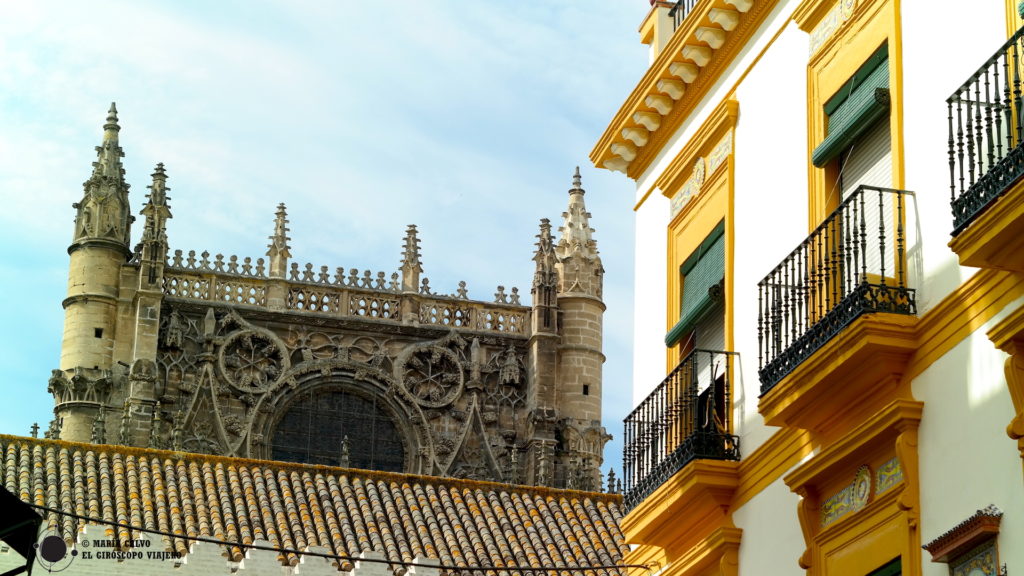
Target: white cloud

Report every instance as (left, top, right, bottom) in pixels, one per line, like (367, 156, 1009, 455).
(0, 0, 644, 476)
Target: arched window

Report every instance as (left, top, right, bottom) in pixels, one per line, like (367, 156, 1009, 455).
(270, 385, 406, 472)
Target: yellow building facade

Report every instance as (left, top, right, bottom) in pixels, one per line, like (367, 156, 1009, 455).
(593, 0, 1024, 574)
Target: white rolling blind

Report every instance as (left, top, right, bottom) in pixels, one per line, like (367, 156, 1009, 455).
(839, 118, 894, 282)
(694, 300, 725, 392)
(840, 117, 891, 196)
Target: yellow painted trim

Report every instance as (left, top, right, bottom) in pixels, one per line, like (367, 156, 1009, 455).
(783, 399, 921, 489)
(784, 399, 923, 575)
(805, 0, 903, 227)
(656, 100, 739, 198)
(758, 313, 918, 438)
(633, 185, 658, 212)
(904, 269, 1024, 383)
(988, 305, 1024, 471)
(1008, 0, 1024, 38)
(793, 0, 841, 32)
(733, 427, 814, 509)
(620, 460, 741, 576)
(666, 173, 728, 372)
(661, 99, 738, 374)
(949, 179, 1024, 272)
(590, 0, 779, 181)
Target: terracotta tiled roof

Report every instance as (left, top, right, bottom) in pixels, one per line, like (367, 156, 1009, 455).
(0, 435, 628, 574)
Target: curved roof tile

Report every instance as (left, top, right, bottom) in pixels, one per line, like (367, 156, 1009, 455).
(0, 435, 626, 575)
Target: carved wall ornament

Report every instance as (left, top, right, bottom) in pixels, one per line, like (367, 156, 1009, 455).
(499, 346, 521, 385)
(218, 330, 288, 393)
(394, 332, 466, 409)
(820, 465, 872, 527)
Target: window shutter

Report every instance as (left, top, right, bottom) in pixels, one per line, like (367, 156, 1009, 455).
(812, 52, 890, 168)
(665, 228, 725, 347)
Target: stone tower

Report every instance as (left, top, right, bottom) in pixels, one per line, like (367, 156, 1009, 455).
(49, 104, 134, 442)
(47, 106, 610, 490)
(525, 168, 609, 490)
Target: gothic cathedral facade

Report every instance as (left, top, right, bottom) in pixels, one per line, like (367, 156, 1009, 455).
(47, 104, 610, 490)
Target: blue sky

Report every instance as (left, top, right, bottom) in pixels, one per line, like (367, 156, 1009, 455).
(0, 1, 645, 479)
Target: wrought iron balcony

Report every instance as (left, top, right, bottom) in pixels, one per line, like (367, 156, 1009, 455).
(622, 349, 739, 511)
(668, 0, 700, 31)
(948, 26, 1024, 235)
(757, 185, 916, 393)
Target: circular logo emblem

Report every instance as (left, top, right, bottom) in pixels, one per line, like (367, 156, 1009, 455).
(841, 0, 856, 20)
(692, 157, 706, 187)
(33, 532, 78, 572)
(851, 465, 872, 511)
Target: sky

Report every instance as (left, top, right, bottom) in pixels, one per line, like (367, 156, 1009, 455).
(0, 1, 646, 479)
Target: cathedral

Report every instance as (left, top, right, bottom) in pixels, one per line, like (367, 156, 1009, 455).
(44, 103, 610, 491)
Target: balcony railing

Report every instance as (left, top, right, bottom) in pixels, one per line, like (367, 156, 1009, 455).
(948, 26, 1024, 235)
(757, 185, 916, 393)
(668, 0, 700, 31)
(622, 349, 739, 511)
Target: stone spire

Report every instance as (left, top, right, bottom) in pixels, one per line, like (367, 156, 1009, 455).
(556, 167, 598, 259)
(139, 163, 172, 284)
(556, 167, 603, 297)
(531, 218, 558, 333)
(72, 102, 132, 249)
(400, 224, 422, 292)
(267, 203, 291, 279)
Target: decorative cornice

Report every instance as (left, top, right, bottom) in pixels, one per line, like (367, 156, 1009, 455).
(590, 0, 776, 180)
(657, 98, 739, 199)
(783, 399, 922, 491)
(923, 505, 1003, 563)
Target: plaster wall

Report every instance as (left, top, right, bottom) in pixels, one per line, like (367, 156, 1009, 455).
(732, 475, 807, 575)
(913, 294, 1024, 575)
(731, 20, 809, 455)
(899, 1, 1005, 313)
(632, 192, 670, 404)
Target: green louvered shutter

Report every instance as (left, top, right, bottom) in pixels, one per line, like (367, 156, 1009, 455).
(665, 229, 725, 347)
(812, 50, 890, 168)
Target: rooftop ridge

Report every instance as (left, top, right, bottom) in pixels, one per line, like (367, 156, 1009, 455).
(0, 434, 622, 504)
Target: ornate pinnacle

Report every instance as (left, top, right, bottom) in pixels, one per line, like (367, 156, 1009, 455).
(534, 218, 555, 260)
(266, 203, 291, 278)
(103, 102, 121, 140)
(146, 163, 170, 208)
(401, 224, 422, 272)
(75, 102, 131, 246)
(557, 167, 598, 260)
(400, 224, 422, 292)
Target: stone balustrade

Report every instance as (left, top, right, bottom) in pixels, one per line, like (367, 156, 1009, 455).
(161, 256, 528, 335)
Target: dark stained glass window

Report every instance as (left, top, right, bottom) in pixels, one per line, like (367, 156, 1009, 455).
(271, 386, 406, 472)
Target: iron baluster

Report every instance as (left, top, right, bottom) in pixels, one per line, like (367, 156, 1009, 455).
(995, 54, 1004, 161)
(1015, 38, 1022, 148)
(897, 192, 905, 289)
(878, 187, 886, 285)
(859, 187, 867, 284)
(985, 67, 995, 175)
(957, 94, 965, 201)
(948, 99, 957, 204)
(975, 68, 984, 187)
